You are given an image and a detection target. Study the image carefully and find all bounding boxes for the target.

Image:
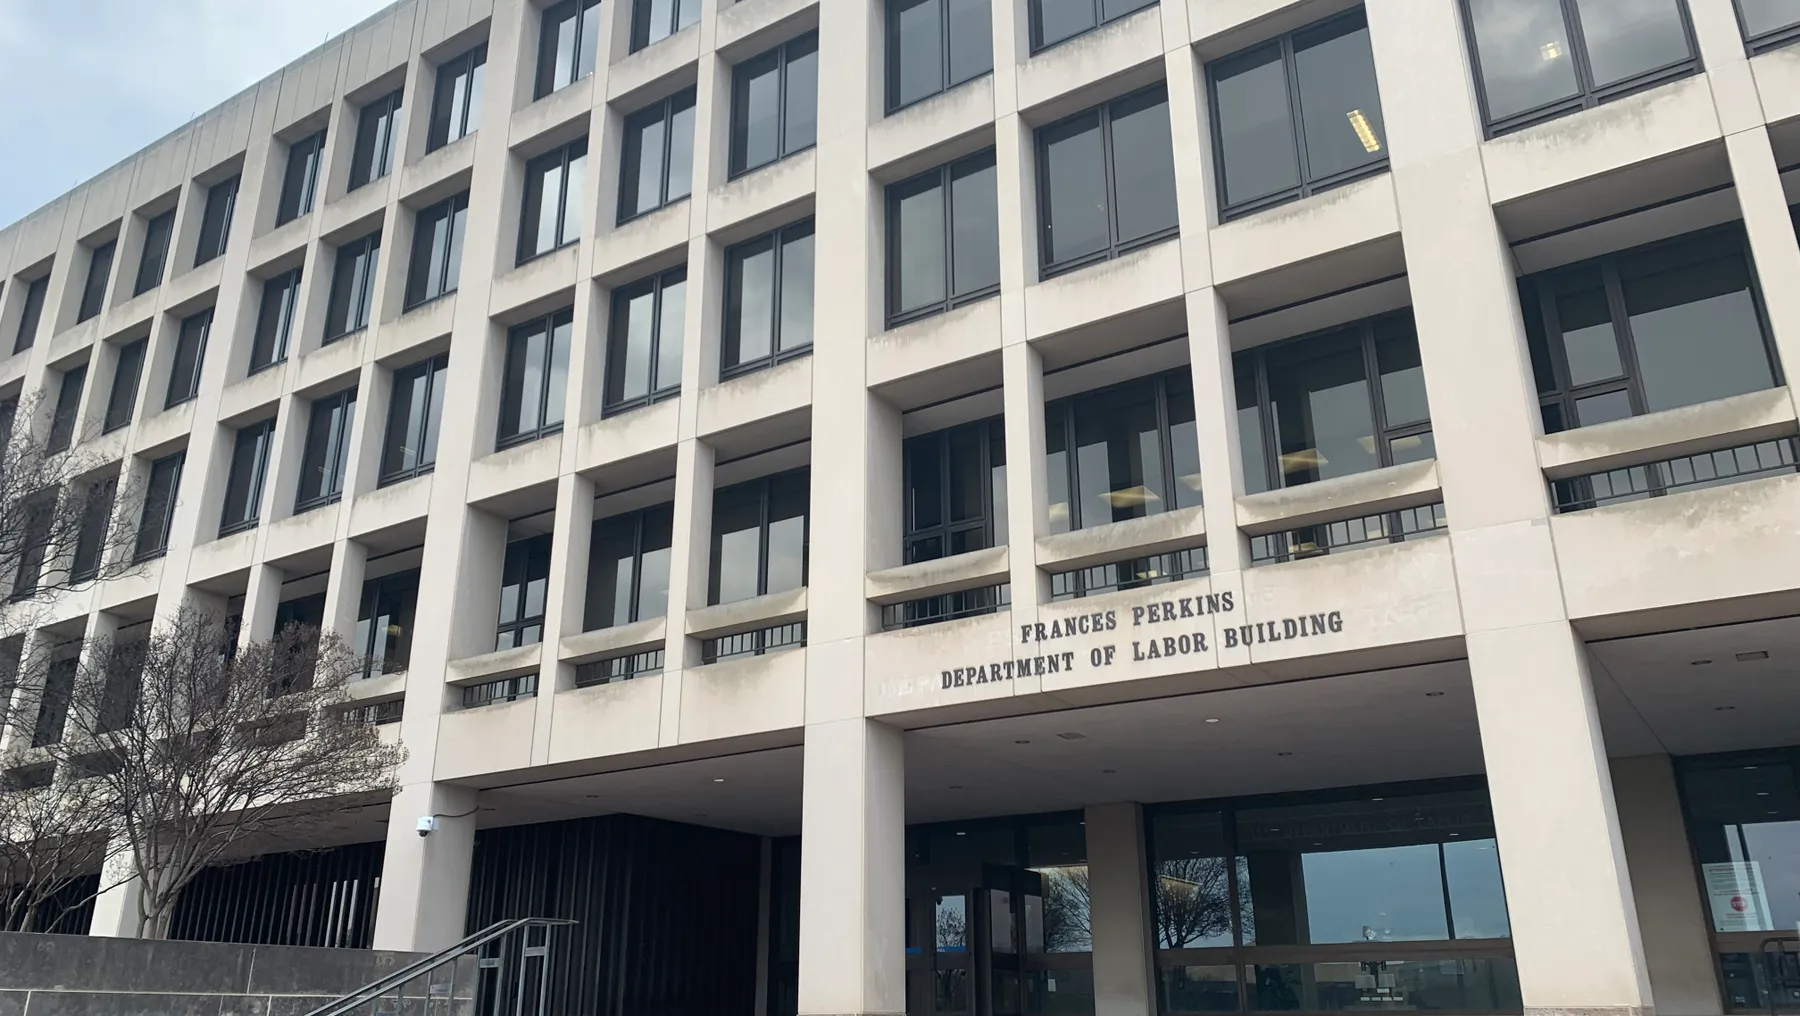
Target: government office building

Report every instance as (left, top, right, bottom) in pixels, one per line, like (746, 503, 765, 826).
(3, 0, 1800, 1013)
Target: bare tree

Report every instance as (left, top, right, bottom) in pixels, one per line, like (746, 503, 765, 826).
(1152, 856, 1241, 949)
(1040, 864, 1093, 952)
(0, 762, 117, 932)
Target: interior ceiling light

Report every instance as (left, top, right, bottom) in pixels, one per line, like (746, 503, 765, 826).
(1736, 651, 1770, 662)
(1691, 659, 1714, 666)
(1102, 486, 1161, 508)
(1101, 768, 1117, 774)
(1056, 732, 1086, 740)
(1346, 109, 1381, 154)
(1014, 739, 1031, 744)
(1277, 751, 1294, 757)
(1205, 718, 1221, 724)
(1715, 705, 1737, 712)
(712, 778, 726, 783)
(1425, 691, 1445, 698)
(1541, 40, 1562, 61)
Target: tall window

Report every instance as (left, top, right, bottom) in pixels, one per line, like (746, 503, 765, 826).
(71, 476, 118, 582)
(619, 90, 696, 222)
(1737, 0, 1800, 52)
(14, 276, 47, 354)
(428, 44, 486, 152)
(1209, 10, 1387, 220)
(1523, 225, 1779, 434)
(276, 130, 326, 226)
(604, 267, 684, 415)
(1045, 369, 1200, 534)
(356, 569, 419, 677)
(709, 469, 809, 605)
(103, 338, 147, 434)
(381, 354, 448, 484)
(886, 150, 1000, 326)
(11, 492, 54, 598)
(250, 269, 302, 373)
(886, 0, 994, 112)
(1236, 313, 1433, 494)
(1032, 0, 1157, 51)
(900, 418, 1008, 625)
(135, 452, 184, 560)
(537, 0, 601, 98)
(135, 210, 175, 296)
(724, 221, 813, 378)
(520, 139, 587, 262)
(496, 534, 553, 650)
(499, 309, 572, 446)
(78, 240, 115, 323)
(1036, 85, 1177, 276)
(46, 365, 87, 454)
(219, 419, 275, 535)
(585, 505, 673, 630)
(349, 89, 403, 191)
(195, 175, 239, 267)
(32, 658, 77, 747)
(325, 232, 381, 341)
(406, 192, 468, 308)
(730, 33, 818, 178)
(166, 307, 211, 407)
(1462, 0, 1698, 135)
(631, 0, 700, 51)
(295, 388, 357, 511)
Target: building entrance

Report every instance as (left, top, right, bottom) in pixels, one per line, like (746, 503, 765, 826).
(906, 864, 1052, 1016)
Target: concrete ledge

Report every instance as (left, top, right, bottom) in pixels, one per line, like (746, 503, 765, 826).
(446, 643, 542, 685)
(1536, 387, 1797, 480)
(318, 176, 390, 243)
(376, 289, 457, 361)
(161, 257, 225, 317)
(218, 366, 285, 423)
(866, 76, 997, 178)
(1035, 505, 1207, 572)
(1208, 173, 1399, 287)
(709, 148, 816, 238)
(346, 671, 407, 702)
(467, 433, 563, 507)
(680, 648, 805, 741)
(47, 317, 98, 365)
(866, 546, 1010, 606)
(264, 503, 341, 562)
(1024, 239, 1183, 342)
(246, 215, 311, 275)
(1016, 5, 1163, 122)
(1235, 460, 1441, 536)
(560, 617, 668, 663)
(716, 0, 819, 57)
(489, 243, 579, 321)
(298, 332, 366, 391)
(132, 400, 197, 457)
(399, 130, 477, 207)
(349, 473, 433, 539)
(573, 399, 680, 474)
(686, 587, 808, 640)
(188, 528, 259, 586)
(509, 79, 595, 149)
(697, 355, 812, 439)
(607, 28, 701, 108)
(867, 297, 1002, 390)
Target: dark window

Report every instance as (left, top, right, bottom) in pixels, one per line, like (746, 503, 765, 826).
(1737, 0, 1800, 51)
(702, 621, 807, 663)
(14, 275, 47, 354)
(71, 476, 117, 582)
(78, 240, 115, 323)
(11, 492, 54, 598)
(46, 364, 87, 454)
(899, 418, 1008, 625)
(135, 211, 175, 296)
(585, 505, 674, 630)
(1235, 312, 1433, 495)
(886, 149, 1000, 326)
(325, 232, 381, 341)
(219, 419, 275, 535)
(349, 88, 403, 191)
(537, 0, 602, 98)
(1523, 226, 1779, 436)
(1032, 0, 1156, 52)
(604, 267, 685, 415)
(295, 388, 357, 511)
(496, 534, 553, 650)
(0, 398, 14, 446)
(356, 569, 418, 677)
(1045, 368, 1200, 534)
(250, 269, 302, 373)
(1462, 0, 1698, 136)
(619, 89, 696, 222)
(165, 307, 211, 407)
(520, 139, 587, 262)
(887, 0, 994, 112)
(32, 658, 77, 748)
(103, 338, 147, 433)
(195, 175, 239, 267)
(631, 0, 700, 51)
(730, 33, 818, 178)
(724, 221, 813, 377)
(709, 468, 809, 605)
(135, 453, 184, 560)
(406, 191, 469, 308)
(276, 130, 326, 226)
(428, 44, 486, 152)
(380, 353, 448, 484)
(463, 673, 538, 707)
(575, 650, 665, 686)
(499, 309, 572, 446)
(1036, 84, 1177, 277)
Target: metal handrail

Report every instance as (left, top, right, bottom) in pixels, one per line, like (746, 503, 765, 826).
(302, 917, 576, 1016)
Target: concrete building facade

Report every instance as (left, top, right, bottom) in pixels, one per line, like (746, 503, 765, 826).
(3, 0, 1800, 1013)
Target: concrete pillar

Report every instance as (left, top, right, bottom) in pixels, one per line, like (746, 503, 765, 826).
(238, 561, 285, 647)
(86, 837, 144, 939)
(320, 538, 370, 641)
(1084, 803, 1156, 1016)
(371, 782, 479, 952)
(1724, 128, 1800, 420)
(1613, 754, 1724, 1016)
(1002, 342, 1050, 607)
(797, 718, 905, 1016)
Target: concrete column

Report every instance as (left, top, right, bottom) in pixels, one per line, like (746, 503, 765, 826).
(371, 781, 479, 952)
(86, 836, 144, 939)
(797, 718, 905, 1016)
(1184, 288, 1245, 574)
(1725, 128, 1800, 419)
(1002, 342, 1050, 607)
(1084, 803, 1156, 1016)
(531, 472, 595, 763)
(238, 561, 285, 647)
(1613, 754, 1724, 1016)
(320, 538, 370, 641)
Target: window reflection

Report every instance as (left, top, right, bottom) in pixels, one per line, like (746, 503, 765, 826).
(1045, 369, 1201, 534)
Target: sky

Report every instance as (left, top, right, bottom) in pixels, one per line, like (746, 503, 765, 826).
(0, 0, 397, 229)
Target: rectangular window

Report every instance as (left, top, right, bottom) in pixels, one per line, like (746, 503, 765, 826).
(46, 364, 87, 454)
(14, 275, 47, 354)
(709, 468, 809, 605)
(165, 307, 211, 407)
(70, 476, 118, 582)
(1209, 10, 1387, 220)
(1463, 0, 1698, 135)
(604, 267, 685, 415)
(103, 338, 147, 433)
(499, 309, 572, 446)
(428, 44, 486, 152)
(519, 139, 587, 262)
(1036, 84, 1178, 276)
(584, 505, 674, 631)
(276, 129, 326, 226)
(195, 175, 239, 267)
(496, 534, 553, 650)
(135, 210, 175, 296)
(619, 89, 696, 222)
(250, 268, 301, 373)
(325, 231, 381, 342)
(11, 493, 54, 598)
(135, 452, 184, 560)
(536, 0, 602, 98)
(631, 0, 700, 51)
(887, 0, 994, 112)
(406, 191, 469, 308)
(724, 220, 814, 378)
(380, 353, 449, 484)
(32, 658, 77, 748)
(897, 418, 1008, 626)
(1737, 0, 1800, 51)
(219, 418, 275, 535)
(702, 621, 807, 663)
(575, 650, 665, 686)
(295, 387, 357, 511)
(78, 240, 115, 323)
(356, 569, 418, 678)
(349, 88, 403, 191)
(886, 149, 1000, 326)
(1044, 368, 1200, 534)
(1032, 0, 1157, 52)
(730, 32, 819, 178)
(463, 673, 538, 707)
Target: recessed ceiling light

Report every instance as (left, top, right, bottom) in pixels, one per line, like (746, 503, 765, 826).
(1205, 718, 1221, 724)
(955, 831, 967, 837)
(1014, 739, 1031, 745)
(1715, 705, 1737, 712)
(713, 778, 727, 783)
(1372, 797, 1385, 802)
(1737, 651, 1770, 662)
(1425, 691, 1445, 698)
(586, 794, 601, 799)
(948, 785, 964, 790)
(1056, 732, 1086, 740)
(1277, 751, 1294, 757)
(1101, 768, 1117, 774)
(1691, 659, 1714, 666)
(1448, 832, 1460, 837)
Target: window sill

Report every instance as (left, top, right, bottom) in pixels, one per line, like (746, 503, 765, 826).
(293, 493, 343, 516)
(1028, 1, 1158, 56)
(727, 143, 817, 184)
(1218, 161, 1390, 224)
(247, 357, 288, 378)
(600, 388, 680, 420)
(377, 464, 435, 489)
(866, 546, 1010, 606)
(719, 345, 812, 382)
(515, 239, 578, 269)
(884, 70, 994, 119)
(1749, 23, 1800, 55)
(101, 422, 130, 437)
(132, 548, 168, 564)
(1039, 228, 1178, 282)
(886, 286, 999, 331)
(1481, 61, 1699, 138)
(1235, 459, 1440, 538)
(531, 69, 595, 105)
(495, 424, 564, 452)
(164, 394, 198, 411)
(1034, 504, 1207, 575)
(423, 130, 476, 159)
(617, 194, 691, 229)
(322, 324, 369, 347)
(400, 289, 457, 315)
(218, 519, 260, 539)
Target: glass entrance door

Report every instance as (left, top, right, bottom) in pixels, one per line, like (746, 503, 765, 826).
(909, 891, 975, 1016)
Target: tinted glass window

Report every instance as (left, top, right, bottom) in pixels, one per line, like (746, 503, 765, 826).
(619, 91, 696, 221)
(166, 308, 211, 407)
(296, 388, 357, 509)
(1466, 0, 1582, 122)
(1033, 0, 1155, 50)
(887, 151, 999, 325)
(709, 470, 810, 605)
(632, 0, 700, 51)
(325, 232, 381, 340)
(585, 506, 674, 631)
(220, 420, 275, 534)
(1037, 86, 1176, 273)
(407, 192, 469, 307)
(380, 354, 448, 483)
(605, 268, 685, 412)
(904, 418, 1006, 565)
(499, 310, 572, 445)
(1110, 87, 1180, 243)
(1619, 245, 1772, 413)
(1577, 0, 1691, 88)
(251, 269, 302, 372)
(349, 89, 402, 190)
(888, 0, 993, 111)
(14, 276, 47, 353)
(730, 33, 817, 177)
(47, 365, 86, 454)
(70, 477, 118, 582)
(195, 176, 239, 266)
(1740, 0, 1800, 38)
(428, 45, 486, 152)
(104, 338, 147, 434)
(520, 139, 587, 261)
(356, 570, 419, 677)
(1046, 370, 1201, 531)
(135, 453, 184, 560)
(277, 131, 325, 226)
(135, 211, 175, 296)
(79, 241, 115, 322)
(497, 535, 553, 650)
(537, 0, 601, 98)
(725, 220, 814, 375)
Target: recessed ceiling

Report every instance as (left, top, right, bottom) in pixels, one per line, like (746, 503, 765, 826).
(1590, 616, 1800, 757)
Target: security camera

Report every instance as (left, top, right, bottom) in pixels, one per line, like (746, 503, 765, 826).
(416, 815, 438, 838)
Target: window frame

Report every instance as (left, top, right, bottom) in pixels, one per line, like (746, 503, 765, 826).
(348, 88, 404, 192)
(536, 0, 602, 99)
(1044, 367, 1198, 534)
(1029, 0, 1158, 54)
(135, 210, 175, 297)
(630, 0, 700, 52)
(903, 416, 1007, 564)
(498, 308, 572, 448)
(885, 148, 1001, 328)
(723, 220, 815, 379)
(495, 533, 554, 651)
(518, 139, 588, 264)
(406, 191, 470, 310)
(1034, 84, 1179, 279)
(250, 268, 302, 374)
(103, 338, 148, 434)
(707, 468, 811, 606)
(355, 568, 419, 678)
(46, 364, 87, 454)
(603, 266, 686, 417)
(379, 353, 449, 486)
(729, 32, 820, 179)
(276, 129, 327, 226)
(1735, 0, 1800, 53)
(324, 231, 382, 342)
(584, 504, 675, 632)
(70, 476, 118, 583)
(884, 0, 996, 114)
(78, 240, 115, 323)
(195, 175, 239, 267)
(618, 89, 697, 224)
(134, 452, 184, 562)
(166, 308, 211, 408)
(294, 387, 358, 513)
(427, 44, 487, 153)
(218, 418, 276, 537)
(14, 275, 48, 354)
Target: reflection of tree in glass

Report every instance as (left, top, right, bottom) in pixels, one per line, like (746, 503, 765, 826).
(935, 898, 967, 949)
(1154, 857, 1242, 948)
(1039, 864, 1092, 952)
